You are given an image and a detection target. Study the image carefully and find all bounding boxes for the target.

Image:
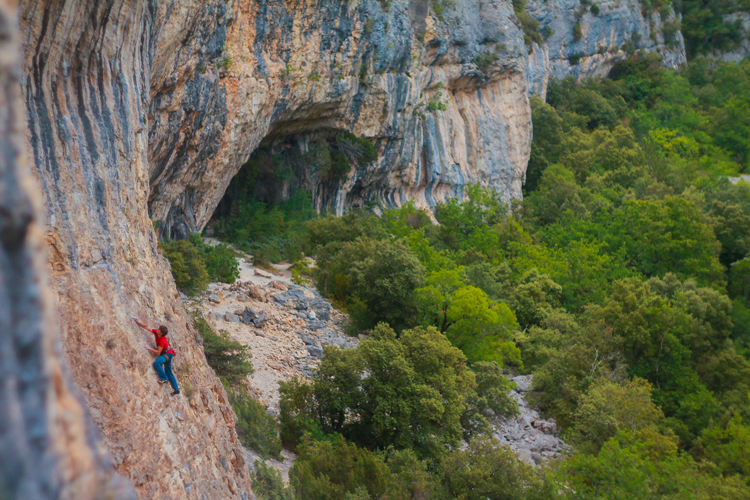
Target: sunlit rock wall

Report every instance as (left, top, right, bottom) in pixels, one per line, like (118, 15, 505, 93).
(18, 1, 253, 498)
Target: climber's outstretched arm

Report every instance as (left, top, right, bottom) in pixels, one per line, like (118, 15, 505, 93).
(133, 317, 151, 331)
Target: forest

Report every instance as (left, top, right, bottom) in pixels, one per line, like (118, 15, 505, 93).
(163, 55, 750, 499)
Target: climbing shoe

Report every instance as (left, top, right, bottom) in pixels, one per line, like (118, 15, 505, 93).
(171, 390, 180, 396)
(158, 380, 168, 385)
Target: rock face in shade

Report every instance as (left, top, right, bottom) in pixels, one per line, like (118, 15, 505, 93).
(526, 0, 687, 98)
(146, 0, 534, 239)
(19, 1, 252, 499)
(0, 3, 135, 499)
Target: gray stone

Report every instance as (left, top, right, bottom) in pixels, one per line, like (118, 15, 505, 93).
(526, 0, 686, 98)
(306, 345, 324, 358)
(224, 313, 241, 323)
(273, 290, 309, 310)
(254, 269, 273, 278)
(307, 319, 326, 331)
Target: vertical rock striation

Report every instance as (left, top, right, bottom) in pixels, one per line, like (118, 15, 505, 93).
(146, 0, 533, 238)
(0, 2, 135, 499)
(19, 1, 252, 498)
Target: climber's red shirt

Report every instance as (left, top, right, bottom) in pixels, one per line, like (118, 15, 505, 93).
(152, 329, 175, 356)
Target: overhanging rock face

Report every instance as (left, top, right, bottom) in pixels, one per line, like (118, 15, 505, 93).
(146, 0, 533, 239)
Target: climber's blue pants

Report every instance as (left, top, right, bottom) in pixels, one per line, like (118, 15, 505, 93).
(154, 353, 179, 392)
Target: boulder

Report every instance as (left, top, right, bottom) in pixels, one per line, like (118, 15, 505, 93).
(241, 307, 259, 324)
(225, 313, 241, 323)
(306, 345, 324, 358)
(271, 281, 288, 291)
(252, 312, 266, 327)
(246, 285, 267, 302)
(273, 289, 309, 310)
(254, 269, 273, 278)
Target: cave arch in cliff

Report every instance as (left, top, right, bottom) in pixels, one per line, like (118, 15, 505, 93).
(209, 126, 376, 236)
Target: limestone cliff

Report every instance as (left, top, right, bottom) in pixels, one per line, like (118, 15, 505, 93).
(0, 2, 134, 498)
(710, 13, 750, 62)
(147, 0, 534, 238)
(526, 0, 686, 98)
(20, 1, 252, 498)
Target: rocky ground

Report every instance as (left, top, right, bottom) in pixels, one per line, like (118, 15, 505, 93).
(494, 375, 567, 464)
(190, 267, 358, 410)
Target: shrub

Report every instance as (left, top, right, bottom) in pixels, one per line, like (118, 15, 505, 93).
(252, 460, 294, 500)
(474, 51, 499, 72)
(216, 56, 232, 71)
(194, 317, 253, 385)
(573, 22, 583, 40)
(230, 389, 283, 460)
(513, 0, 542, 46)
(317, 237, 426, 330)
(160, 239, 210, 294)
(280, 324, 479, 460)
(590, 3, 600, 14)
(568, 52, 584, 65)
(193, 235, 240, 284)
(160, 234, 238, 294)
(441, 436, 552, 500)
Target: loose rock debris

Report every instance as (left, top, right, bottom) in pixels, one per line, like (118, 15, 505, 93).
(189, 279, 358, 410)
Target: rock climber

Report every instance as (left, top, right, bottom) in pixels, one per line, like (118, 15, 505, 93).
(133, 317, 180, 396)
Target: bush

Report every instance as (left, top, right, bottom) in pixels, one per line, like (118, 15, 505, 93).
(317, 237, 426, 330)
(230, 389, 283, 460)
(194, 317, 253, 385)
(252, 459, 294, 500)
(590, 3, 600, 14)
(290, 436, 392, 500)
(160, 239, 210, 294)
(568, 52, 584, 65)
(160, 234, 239, 294)
(573, 22, 583, 40)
(513, 0, 542, 46)
(280, 324, 482, 460)
(441, 436, 552, 500)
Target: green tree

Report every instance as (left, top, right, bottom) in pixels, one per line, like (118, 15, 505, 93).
(280, 324, 477, 460)
(695, 414, 750, 478)
(230, 389, 283, 460)
(729, 257, 750, 306)
(556, 431, 750, 500)
(160, 239, 210, 294)
(440, 436, 553, 500)
(290, 436, 392, 500)
(252, 460, 294, 500)
(462, 362, 519, 439)
(570, 378, 670, 454)
(327, 237, 426, 330)
(415, 269, 520, 364)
